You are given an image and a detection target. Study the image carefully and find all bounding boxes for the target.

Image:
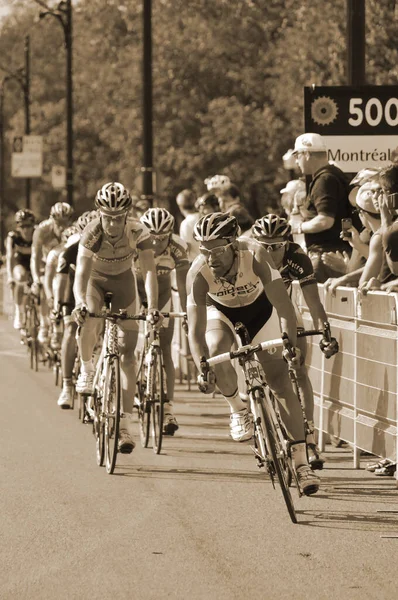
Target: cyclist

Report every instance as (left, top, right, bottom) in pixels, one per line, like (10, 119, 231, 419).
(251, 214, 339, 469)
(54, 211, 98, 409)
(6, 209, 36, 330)
(138, 207, 190, 434)
(72, 182, 161, 454)
(187, 212, 320, 495)
(30, 202, 74, 343)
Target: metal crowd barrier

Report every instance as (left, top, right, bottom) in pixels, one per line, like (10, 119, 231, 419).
(291, 281, 398, 480)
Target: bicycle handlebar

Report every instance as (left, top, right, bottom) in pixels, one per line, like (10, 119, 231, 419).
(206, 337, 285, 367)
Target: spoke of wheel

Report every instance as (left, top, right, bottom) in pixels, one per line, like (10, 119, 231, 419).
(137, 357, 150, 448)
(151, 350, 164, 455)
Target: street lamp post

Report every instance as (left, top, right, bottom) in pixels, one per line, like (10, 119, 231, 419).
(142, 0, 154, 207)
(39, 0, 73, 207)
(0, 79, 8, 253)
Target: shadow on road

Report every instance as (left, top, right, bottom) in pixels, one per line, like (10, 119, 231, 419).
(297, 507, 398, 532)
(113, 464, 267, 484)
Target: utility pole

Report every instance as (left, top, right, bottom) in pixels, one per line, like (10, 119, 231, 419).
(142, 0, 154, 206)
(347, 0, 366, 85)
(24, 35, 31, 209)
(39, 0, 73, 206)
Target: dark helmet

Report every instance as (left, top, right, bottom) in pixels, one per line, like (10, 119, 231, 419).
(15, 209, 35, 225)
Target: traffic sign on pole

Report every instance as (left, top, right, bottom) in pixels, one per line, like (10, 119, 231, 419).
(51, 165, 66, 189)
(11, 135, 43, 178)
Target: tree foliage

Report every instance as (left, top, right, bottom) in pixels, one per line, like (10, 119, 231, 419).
(0, 0, 397, 229)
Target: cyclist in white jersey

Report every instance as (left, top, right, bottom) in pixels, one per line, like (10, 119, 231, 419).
(72, 182, 161, 454)
(187, 212, 320, 495)
(138, 208, 190, 434)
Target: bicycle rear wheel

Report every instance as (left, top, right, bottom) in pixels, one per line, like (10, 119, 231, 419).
(253, 389, 297, 524)
(150, 350, 165, 455)
(26, 306, 39, 372)
(104, 356, 121, 474)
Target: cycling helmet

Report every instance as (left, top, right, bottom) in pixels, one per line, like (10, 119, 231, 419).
(15, 209, 35, 225)
(252, 214, 291, 239)
(50, 202, 74, 221)
(76, 210, 99, 232)
(204, 174, 231, 192)
(140, 208, 175, 234)
(193, 212, 239, 241)
(95, 182, 132, 215)
(195, 193, 220, 211)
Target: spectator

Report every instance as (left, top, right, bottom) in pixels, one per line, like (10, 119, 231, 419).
(290, 133, 352, 283)
(195, 192, 220, 216)
(229, 204, 254, 237)
(176, 189, 200, 262)
(324, 181, 383, 295)
(280, 179, 306, 217)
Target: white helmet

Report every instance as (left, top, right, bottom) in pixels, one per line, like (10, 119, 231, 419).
(204, 174, 231, 192)
(140, 208, 174, 234)
(95, 182, 132, 215)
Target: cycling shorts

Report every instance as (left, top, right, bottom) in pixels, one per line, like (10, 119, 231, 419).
(86, 268, 138, 331)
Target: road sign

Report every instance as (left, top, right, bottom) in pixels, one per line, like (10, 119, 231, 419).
(11, 135, 43, 178)
(51, 165, 66, 189)
(304, 86, 398, 172)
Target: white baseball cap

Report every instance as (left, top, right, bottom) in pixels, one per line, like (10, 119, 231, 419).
(280, 179, 306, 194)
(292, 133, 327, 155)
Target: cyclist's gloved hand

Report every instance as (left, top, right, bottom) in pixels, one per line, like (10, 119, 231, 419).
(72, 303, 88, 326)
(197, 357, 216, 394)
(147, 308, 164, 330)
(282, 345, 302, 369)
(319, 337, 339, 358)
(181, 318, 189, 334)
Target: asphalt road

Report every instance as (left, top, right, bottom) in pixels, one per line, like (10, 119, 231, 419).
(1, 315, 397, 600)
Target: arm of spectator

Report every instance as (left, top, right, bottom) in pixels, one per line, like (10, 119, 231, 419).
(381, 278, 398, 293)
(324, 267, 364, 297)
(340, 226, 369, 259)
(382, 224, 398, 277)
(378, 192, 395, 229)
(291, 213, 334, 234)
(358, 233, 384, 290)
(321, 250, 349, 274)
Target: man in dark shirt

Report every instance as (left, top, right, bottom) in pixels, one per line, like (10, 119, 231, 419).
(290, 133, 351, 282)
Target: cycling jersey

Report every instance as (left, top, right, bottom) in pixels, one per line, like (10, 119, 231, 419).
(6, 231, 32, 270)
(79, 217, 151, 275)
(188, 239, 281, 341)
(32, 218, 63, 260)
(191, 240, 271, 308)
(279, 242, 317, 290)
(57, 239, 78, 276)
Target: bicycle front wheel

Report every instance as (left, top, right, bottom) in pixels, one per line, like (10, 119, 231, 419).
(137, 357, 150, 448)
(254, 389, 297, 524)
(93, 391, 105, 466)
(150, 350, 165, 455)
(26, 306, 39, 372)
(104, 356, 121, 474)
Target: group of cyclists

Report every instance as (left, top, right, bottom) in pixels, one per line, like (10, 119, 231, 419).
(5, 177, 339, 498)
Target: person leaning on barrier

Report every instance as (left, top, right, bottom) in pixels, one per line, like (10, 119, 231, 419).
(290, 133, 352, 283)
(324, 181, 386, 296)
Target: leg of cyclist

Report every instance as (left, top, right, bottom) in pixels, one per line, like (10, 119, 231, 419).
(117, 319, 139, 453)
(12, 264, 29, 330)
(75, 281, 104, 394)
(160, 318, 179, 434)
(57, 314, 77, 408)
(295, 336, 324, 469)
(205, 319, 253, 442)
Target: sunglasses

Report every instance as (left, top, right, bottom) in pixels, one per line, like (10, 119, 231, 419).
(261, 241, 287, 251)
(152, 233, 170, 241)
(199, 242, 234, 258)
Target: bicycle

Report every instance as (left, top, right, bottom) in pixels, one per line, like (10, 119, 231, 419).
(21, 283, 40, 372)
(201, 323, 313, 525)
(135, 311, 187, 455)
(80, 293, 145, 474)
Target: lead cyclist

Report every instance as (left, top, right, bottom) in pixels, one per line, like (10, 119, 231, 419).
(72, 182, 162, 454)
(186, 212, 320, 496)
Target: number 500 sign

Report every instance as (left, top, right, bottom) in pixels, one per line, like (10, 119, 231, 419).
(349, 97, 398, 127)
(304, 85, 398, 171)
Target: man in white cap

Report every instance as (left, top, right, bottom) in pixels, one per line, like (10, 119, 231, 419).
(290, 133, 352, 282)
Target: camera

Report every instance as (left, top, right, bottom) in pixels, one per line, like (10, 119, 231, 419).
(386, 193, 398, 210)
(341, 218, 352, 238)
